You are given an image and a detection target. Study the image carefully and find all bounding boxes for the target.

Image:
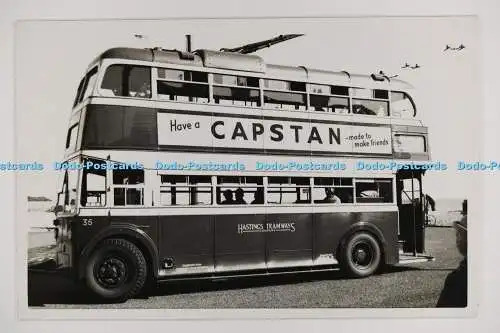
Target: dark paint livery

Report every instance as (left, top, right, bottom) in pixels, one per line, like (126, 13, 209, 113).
(55, 210, 399, 281)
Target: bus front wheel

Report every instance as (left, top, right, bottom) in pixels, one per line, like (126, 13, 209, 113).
(85, 238, 148, 301)
(340, 232, 381, 278)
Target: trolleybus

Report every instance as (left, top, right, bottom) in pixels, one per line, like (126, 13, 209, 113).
(53, 35, 434, 301)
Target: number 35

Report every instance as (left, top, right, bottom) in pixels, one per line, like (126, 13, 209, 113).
(82, 218, 93, 226)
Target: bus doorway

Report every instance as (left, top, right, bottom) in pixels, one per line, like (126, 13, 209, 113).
(396, 170, 427, 257)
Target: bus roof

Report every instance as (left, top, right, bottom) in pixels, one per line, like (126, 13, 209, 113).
(91, 47, 414, 91)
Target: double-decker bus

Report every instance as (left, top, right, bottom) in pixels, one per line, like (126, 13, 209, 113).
(53, 35, 434, 301)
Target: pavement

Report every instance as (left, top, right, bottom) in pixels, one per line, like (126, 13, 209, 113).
(27, 227, 464, 309)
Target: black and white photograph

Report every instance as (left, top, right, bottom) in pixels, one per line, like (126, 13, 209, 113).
(14, 16, 480, 316)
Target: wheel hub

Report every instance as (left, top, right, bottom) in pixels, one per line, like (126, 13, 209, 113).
(96, 257, 127, 288)
(352, 242, 373, 267)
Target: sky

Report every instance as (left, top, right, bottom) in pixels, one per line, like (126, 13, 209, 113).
(14, 16, 481, 203)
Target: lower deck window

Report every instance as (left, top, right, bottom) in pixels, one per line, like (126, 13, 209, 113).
(160, 175, 212, 205)
(267, 177, 310, 204)
(216, 176, 264, 205)
(113, 169, 145, 206)
(312, 177, 354, 204)
(355, 179, 393, 203)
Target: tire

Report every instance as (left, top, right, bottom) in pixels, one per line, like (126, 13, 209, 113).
(85, 238, 147, 301)
(340, 232, 382, 278)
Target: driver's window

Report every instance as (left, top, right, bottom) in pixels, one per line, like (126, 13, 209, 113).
(80, 161, 107, 207)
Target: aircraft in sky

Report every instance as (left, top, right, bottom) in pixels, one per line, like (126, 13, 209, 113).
(444, 43, 466, 51)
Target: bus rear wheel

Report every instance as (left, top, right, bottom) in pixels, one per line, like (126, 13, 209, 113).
(85, 238, 147, 301)
(340, 232, 381, 278)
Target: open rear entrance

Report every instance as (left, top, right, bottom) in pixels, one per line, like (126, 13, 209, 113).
(396, 170, 434, 263)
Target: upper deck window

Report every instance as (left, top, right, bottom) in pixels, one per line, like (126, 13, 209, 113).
(213, 74, 260, 107)
(309, 84, 350, 113)
(157, 68, 209, 103)
(82, 67, 98, 101)
(391, 91, 416, 117)
(100, 64, 151, 98)
(65, 124, 79, 152)
(213, 74, 259, 87)
(264, 79, 306, 92)
(263, 79, 307, 111)
(352, 99, 389, 116)
(351, 87, 388, 98)
(73, 78, 85, 107)
(73, 66, 98, 107)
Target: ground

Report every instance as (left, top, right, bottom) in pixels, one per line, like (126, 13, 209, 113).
(27, 227, 464, 308)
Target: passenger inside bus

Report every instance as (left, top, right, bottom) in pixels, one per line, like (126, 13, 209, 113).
(315, 187, 341, 204)
(220, 189, 234, 205)
(251, 188, 264, 204)
(234, 188, 247, 204)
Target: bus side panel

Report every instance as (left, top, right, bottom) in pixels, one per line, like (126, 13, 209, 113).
(359, 211, 399, 265)
(266, 213, 313, 268)
(214, 214, 266, 272)
(314, 211, 399, 265)
(71, 215, 111, 274)
(158, 215, 215, 271)
(313, 212, 353, 264)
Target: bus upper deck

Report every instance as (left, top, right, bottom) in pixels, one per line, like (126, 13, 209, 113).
(65, 47, 429, 162)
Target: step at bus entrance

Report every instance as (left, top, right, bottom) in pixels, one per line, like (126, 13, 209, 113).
(396, 170, 435, 264)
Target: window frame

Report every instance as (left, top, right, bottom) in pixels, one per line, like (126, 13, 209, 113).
(99, 63, 152, 99)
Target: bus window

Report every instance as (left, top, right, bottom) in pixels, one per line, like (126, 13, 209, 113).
(112, 169, 144, 206)
(80, 67, 97, 101)
(157, 69, 209, 103)
(61, 169, 78, 212)
(331, 85, 350, 96)
(65, 124, 79, 152)
(160, 175, 212, 206)
(216, 176, 263, 205)
(80, 161, 106, 207)
(73, 77, 85, 107)
(100, 65, 151, 98)
(352, 99, 389, 116)
(399, 178, 421, 204)
(393, 135, 426, 153)
(263, 79, 307, 111)
(267, 176, 310, 204)
(263, 91, 307, 111)
(391, 91, 416, 117)
(313, 177, 354, 203)
(309, 95, 349, 113)
(213, 74, 261, 107)
(373, 89, 389, 99)
(355, 179, 394, 203)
